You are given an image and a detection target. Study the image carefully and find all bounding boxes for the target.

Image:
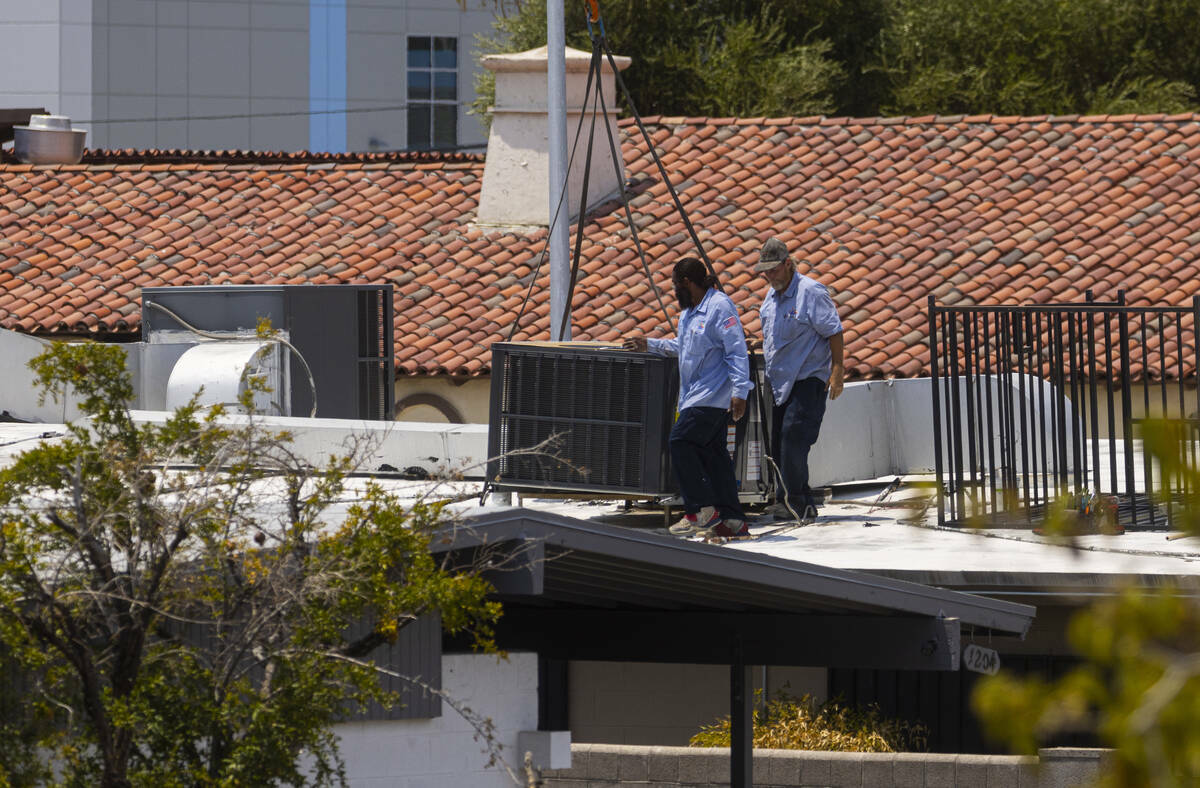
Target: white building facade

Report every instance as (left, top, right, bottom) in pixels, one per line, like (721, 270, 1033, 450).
(0, 0, 494, 153)
(330, 652, 542, 788)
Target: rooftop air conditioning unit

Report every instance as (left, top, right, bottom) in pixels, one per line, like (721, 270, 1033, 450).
(141, 284, 394, 420)
(488, 342, 775, 500)
(488, 342, 680, 496)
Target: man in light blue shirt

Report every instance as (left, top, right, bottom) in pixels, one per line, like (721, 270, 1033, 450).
(756, 237, 844, 521)
(624, 257, 753, 537)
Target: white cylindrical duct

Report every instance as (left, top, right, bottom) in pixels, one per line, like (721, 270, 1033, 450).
(166, 341, 286, 415)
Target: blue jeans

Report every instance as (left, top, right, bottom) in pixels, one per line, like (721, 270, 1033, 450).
(773, 377, 827, 513)
(669, 406, 746, 521)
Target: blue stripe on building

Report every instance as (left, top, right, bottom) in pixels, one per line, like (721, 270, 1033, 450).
(309, 0, 347, 152)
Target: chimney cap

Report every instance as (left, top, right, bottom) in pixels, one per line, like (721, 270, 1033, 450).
(482, 45, 630, 74)
(17, 114, 74, 132)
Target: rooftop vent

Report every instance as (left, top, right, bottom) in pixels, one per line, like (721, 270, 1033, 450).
(13, 114, 86, 165)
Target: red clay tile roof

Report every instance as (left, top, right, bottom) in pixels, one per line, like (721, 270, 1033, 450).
(2, 114, 1200, 379)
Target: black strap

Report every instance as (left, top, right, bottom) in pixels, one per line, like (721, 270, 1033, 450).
(558, 44, 604, 341)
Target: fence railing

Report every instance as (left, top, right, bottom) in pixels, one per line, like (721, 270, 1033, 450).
(928, 292, 1200, 529)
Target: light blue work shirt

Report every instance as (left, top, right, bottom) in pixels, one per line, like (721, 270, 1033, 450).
(647, 288, 752, 411)
(760, 271, 843, 405)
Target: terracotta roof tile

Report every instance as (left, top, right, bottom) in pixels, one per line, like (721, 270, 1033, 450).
(3, 116, 1200, 377)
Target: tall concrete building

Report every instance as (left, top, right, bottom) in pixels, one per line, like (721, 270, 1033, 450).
(0, 0, 495, 152)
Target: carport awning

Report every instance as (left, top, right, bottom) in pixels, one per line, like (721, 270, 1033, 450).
(439, 509, 1035, 671)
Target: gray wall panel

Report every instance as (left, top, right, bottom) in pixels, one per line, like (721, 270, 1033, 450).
(188, 27, 250, 96)
(186, 97, 250, 149)
(109, 0, 156, 26)
(0, 0, 493, 151)
(249, 98, 310, 151)
(157, 1, 189, 27)
(189, 1, 250, 29)
(109, 25, 157, 95)
(251, 30, 308, 98)
(156, 28, 190, 95)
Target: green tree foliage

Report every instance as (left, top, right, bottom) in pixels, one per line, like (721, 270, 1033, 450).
(0, 342, 501, 787)
(688, 691, 928, 752)
(471, 1, 849, 123)
(473, 0, 1200, 121)
(880, 0, 1199, 115)
(972, 420, 1200, 787)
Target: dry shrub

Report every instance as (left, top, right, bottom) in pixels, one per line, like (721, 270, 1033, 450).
(688, 692, 928, 753)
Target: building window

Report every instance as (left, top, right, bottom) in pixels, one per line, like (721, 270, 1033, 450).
(407, 36, 457, 150)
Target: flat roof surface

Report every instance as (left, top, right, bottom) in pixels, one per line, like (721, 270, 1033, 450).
(501, 477, 1200, 595)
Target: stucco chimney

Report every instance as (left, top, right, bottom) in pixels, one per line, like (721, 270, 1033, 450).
(476, 45, 632, 227)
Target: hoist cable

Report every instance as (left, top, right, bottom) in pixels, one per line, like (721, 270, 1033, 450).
(590, 31, 672, 328)
(598, 35, 721, 288)
(556, 45, 603, 341)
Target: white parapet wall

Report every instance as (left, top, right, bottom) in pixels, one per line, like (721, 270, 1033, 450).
(329, 651, 543, 788)
(7, 353, 1066, 492)
(0, 328, 85, 422)
(127, 411, 490, 479)
(811, 375, 1069, 487)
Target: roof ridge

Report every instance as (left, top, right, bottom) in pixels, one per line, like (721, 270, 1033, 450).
(45, 149, 487, 166)
(618, 112, 1200, 128)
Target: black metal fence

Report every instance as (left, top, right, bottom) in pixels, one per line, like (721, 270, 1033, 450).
(929, 292, 1200, 529)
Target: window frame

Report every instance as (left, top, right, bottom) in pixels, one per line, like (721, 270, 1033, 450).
(406, 35, 458, 151)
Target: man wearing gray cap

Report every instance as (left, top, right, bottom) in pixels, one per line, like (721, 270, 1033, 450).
(755, 237, 844, 521)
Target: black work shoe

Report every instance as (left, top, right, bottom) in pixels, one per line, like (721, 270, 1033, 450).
(764, 502, 796, 520)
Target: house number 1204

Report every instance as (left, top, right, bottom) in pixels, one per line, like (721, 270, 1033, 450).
(963, 644, 1000, 675)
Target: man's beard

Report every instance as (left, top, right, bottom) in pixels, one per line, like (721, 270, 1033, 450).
(675, 283, 694, 310)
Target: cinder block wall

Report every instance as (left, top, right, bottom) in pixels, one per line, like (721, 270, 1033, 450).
(543, 744, 1110, 788)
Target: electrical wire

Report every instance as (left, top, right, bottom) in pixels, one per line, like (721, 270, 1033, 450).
(70, 102, 471, 126)
(143, 301, 318, 418)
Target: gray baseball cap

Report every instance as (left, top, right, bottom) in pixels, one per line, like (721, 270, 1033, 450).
(754, 237, 791, 272)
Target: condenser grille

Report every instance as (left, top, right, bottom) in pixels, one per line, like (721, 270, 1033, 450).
(356, 287, 394, 420)
(488, 343, 677, 495)
(497, 416, 645, 488)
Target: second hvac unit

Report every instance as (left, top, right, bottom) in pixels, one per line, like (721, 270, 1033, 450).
(141, 284, 394, 420)
(488, 341, 773, 499)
